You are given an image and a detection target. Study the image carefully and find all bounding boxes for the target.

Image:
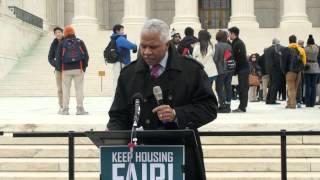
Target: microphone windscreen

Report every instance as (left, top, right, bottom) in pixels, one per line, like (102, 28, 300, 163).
(131, 93, 143, 103)
(153, 86, 163, 101)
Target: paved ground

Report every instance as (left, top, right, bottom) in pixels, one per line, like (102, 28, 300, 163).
(0, 97, 319, 132)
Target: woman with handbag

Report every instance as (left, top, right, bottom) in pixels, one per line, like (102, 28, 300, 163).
(248, 53, 262, 102)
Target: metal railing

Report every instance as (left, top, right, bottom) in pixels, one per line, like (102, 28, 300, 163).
(13, 131, 86, 180)
(10, 130, 320, 180)
(8, 6, 43, 29)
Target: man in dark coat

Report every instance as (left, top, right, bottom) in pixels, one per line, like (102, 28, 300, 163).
(265, 38, 283, 104)
(107, 19, 217, 180)
(228, 26, 249, 112)
(48, 27, 64, 114)
(177, 27, 198, 56)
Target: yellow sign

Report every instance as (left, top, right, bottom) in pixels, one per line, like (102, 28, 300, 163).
(98, 71, 105, 77)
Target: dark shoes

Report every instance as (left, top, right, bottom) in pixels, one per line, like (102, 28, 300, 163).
(218, 105, 231, 113)
(232, 108, 246, 113)
(266, 101, 280, 105)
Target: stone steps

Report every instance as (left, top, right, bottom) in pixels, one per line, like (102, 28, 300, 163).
(0, 172, 98, 180)
(1, 144, 320, 158)
(1, 172, 320, 180)
(0, 30, 117, 97)
(0, 157, 320, 172)
(1, 134, 320, 179)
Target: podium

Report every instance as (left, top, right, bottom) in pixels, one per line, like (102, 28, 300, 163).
(86, 130, 205, 180)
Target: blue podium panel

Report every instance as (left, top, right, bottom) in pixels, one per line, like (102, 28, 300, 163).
(100, 145, 185, 180)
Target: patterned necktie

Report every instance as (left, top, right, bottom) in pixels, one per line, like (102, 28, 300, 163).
(151, 64, 161, 79)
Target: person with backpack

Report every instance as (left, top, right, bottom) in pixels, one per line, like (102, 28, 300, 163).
(48, 27, 64, 114)
(304, 35, 320, 107)
(281, 35, 307, 109)
(213, 30, 234, 113)
(177, 27, 198, 57)
(108, 24, 137, 95)
(56, 25, 89, 115)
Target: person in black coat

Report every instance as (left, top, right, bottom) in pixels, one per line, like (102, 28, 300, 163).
(48, 27, 64, 113)
(265, 38, 284, 104)
(228, 26, 249, 112)
(107, 19, 218, 180)
(177, 27, 198, 56)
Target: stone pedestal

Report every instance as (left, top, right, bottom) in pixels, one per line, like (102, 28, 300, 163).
(280, 0, 312, 29)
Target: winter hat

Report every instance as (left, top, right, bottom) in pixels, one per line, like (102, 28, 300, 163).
(63, 25, 75, 37)
(307, 34, 315, 45)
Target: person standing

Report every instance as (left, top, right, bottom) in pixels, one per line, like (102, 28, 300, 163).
(296, 40, 305, 108)
(228, 27, 249, 112)
(265, 38, 284, 105)
(169, 28, 181, 50)
(177, 27, 198, 57)
(281, 35, 307, 109)
(192, 30, 218, 84)
(111, 24, 137, 95)
(48, 27, 64, 114)
(248, 53, 262, 102)
(258, 51, 269, 101)
(56, 25, 89, 115)
(213, 30, 234, 113)
(107, 19, 217, 180)
(304, 35, 320, 107)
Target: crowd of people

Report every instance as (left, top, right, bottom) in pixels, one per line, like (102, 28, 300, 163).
(169, 26, 320, 112)
(48, 23, 320, 115)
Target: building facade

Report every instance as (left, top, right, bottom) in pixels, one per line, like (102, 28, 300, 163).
(1, 0, 320, 78)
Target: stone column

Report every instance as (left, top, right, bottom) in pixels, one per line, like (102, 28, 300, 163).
(228, 0, 259, 28)
(45, 0, 58, 30)
(122, 0, 148, 42)
(96, 0, 110, 29)
(280, 0, 312, 28)
(72, 0, 98, 30)
(171, 0, 201, 34)
(56, 0, 64, 27)
(0, 0, 8, 14)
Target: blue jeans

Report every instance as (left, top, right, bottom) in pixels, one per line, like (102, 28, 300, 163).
(304, 73, 317, 107)
(215, 73, 233, 106)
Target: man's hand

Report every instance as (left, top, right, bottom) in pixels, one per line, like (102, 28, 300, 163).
(152, 105, 176, 122)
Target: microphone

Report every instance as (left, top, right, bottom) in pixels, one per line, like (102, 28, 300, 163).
(153, 86, 163, 105)
(153, 86, 169, 124)
(131, 93, 143, 127)
(128, 93, 143, 156)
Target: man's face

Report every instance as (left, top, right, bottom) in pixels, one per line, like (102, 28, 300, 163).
(251, 55, 257, 62)
(229, 32, 237, 41)
(117, 28, 125, 35)
(140, 32, 169, 66)
(54, 30, 63, 40)
(173, 35, 181, 44)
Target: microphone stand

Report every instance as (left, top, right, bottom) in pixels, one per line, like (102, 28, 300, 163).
(127, 99, 140, 179)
